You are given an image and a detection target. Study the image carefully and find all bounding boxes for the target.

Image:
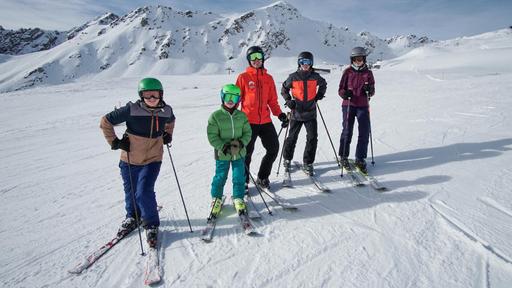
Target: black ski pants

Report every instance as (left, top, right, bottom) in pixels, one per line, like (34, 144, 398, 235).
(245, 122, 280, 183)
(283, 119, 318, 165)
(338, 106, 370, 160)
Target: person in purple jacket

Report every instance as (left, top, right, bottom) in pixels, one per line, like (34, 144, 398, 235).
(338, 47, 376, 173)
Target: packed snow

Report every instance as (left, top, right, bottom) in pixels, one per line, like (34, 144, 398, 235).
(0, 29, 511, 287)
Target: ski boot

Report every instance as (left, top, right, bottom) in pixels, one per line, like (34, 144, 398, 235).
(233, 198, 247, 215)
(209, 197, 223, 218)
(117, 217, 137, 237)
(340, 158, 351, 170)
(256, 178, 270, 189)
(145, 226, 158, 248)
(303, 163, 314, 176)
(354, 159, 368, 174)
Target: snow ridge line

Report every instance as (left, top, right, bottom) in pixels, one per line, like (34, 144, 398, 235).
(430, 203, 512, 265)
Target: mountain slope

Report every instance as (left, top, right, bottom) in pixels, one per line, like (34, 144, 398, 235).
(0, 2, 395, 93)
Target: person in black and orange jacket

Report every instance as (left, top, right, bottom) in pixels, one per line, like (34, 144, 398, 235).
(281, 51, 327, 175)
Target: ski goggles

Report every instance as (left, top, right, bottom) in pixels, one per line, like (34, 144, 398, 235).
(223, 92, 241, 104)
(141, 94, 162, 100)
(352, 56, 365, 62)
(249, 52, 264, 61)
(298, 58, 312, 66)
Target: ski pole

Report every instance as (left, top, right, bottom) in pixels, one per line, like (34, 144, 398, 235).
(365, 85, 375, 166)
(340, 97, 352, 177)
(166, 144, 193, 232)
(277, 126, 284, 138)
(316, 103, 340, 168)
(244, 162, 272, 215)
(276, 113, 290, 176)
(126, 149, 146, 256)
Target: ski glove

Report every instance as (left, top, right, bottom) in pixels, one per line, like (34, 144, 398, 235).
(230, 139, 243, 156)
(315, 94, 325, 101)
(111, 134, 130, 152)
(278, 112, 289, 128)
(342, 90, 353, 100)
(363, 84, 375, 96)
(285, 99, 296, 110)
(221, 143, 231, 155)
(163, 132, 172, 145)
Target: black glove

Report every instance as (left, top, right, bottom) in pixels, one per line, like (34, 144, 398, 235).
(163, 133, 172, 145)
(222, 143, 231, 155)
(315, 94, 325, 101)
(363, 84, 375, 96)
(285, 99, 296, 109)
(342, 90, 353, 100)
(111, 134, 130, 152)
(278, 112, 289, 128)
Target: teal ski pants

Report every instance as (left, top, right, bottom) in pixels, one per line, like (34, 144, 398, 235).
(211, 158, 246, 199)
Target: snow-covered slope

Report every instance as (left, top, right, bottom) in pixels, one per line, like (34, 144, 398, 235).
(0, 27, 511, 287)
(0, 1, 395, 93)
(384, 28, 512, 79)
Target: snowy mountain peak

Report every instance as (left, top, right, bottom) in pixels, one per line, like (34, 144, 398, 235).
(0, 26, 66, 55)
(1, 3, 423, 93)
(257, 1, 299, 13)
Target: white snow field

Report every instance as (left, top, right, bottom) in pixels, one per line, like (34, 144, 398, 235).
(1, 29, 512, 287)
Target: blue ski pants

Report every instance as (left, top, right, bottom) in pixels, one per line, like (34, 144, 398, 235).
(338, 106, 370, 160)
(119, 160, 161, 227)
(211, 158, 246, 200)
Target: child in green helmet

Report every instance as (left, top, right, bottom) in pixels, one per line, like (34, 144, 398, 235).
(207, 84, 252, 216)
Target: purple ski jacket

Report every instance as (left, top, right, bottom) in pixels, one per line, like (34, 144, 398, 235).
(338, 65, 375, 107)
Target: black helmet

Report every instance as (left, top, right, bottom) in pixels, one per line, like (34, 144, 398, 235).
(246, 46, 265, 64)
(297, 51, 314, 67)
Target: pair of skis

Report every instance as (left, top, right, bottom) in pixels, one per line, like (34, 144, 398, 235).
(344, 159, 387, 191)
(69, 206, 163, 285)
(200, 196, 258, 242)
(280, 161, 331, 193)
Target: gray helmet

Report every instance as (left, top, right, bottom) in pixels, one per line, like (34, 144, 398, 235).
(350, 47, 367, 57)
(350, 46, 367, 64)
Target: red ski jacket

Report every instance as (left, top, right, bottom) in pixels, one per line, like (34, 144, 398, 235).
(236, 66, 282, 125)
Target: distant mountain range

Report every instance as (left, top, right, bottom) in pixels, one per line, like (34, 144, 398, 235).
(0, 1, 434, 92)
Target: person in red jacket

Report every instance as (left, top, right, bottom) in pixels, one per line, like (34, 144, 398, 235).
(236, 46, 288, 189)
(338, 47, 376, 174)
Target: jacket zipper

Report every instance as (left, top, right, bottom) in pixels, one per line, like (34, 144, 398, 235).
(257, 69, 262, 124)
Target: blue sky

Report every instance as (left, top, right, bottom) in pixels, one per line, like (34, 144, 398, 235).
(1, 0, 510, 40)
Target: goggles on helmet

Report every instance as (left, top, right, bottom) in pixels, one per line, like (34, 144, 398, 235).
(223, 92, 241, 104)
(249, 52, 264, 61)
(298, 58, 312, 66)
(352, 56, 365, 62)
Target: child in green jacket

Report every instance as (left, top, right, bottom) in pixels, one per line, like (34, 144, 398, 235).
(207, 84, 252, 216)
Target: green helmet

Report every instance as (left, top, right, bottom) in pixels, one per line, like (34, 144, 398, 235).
(220, 84, 241, 104)
(138, 78, 163, 97)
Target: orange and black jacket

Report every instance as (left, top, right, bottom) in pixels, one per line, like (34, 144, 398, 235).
(281, 69, 327, 121)
(236, 66, 282, 125)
